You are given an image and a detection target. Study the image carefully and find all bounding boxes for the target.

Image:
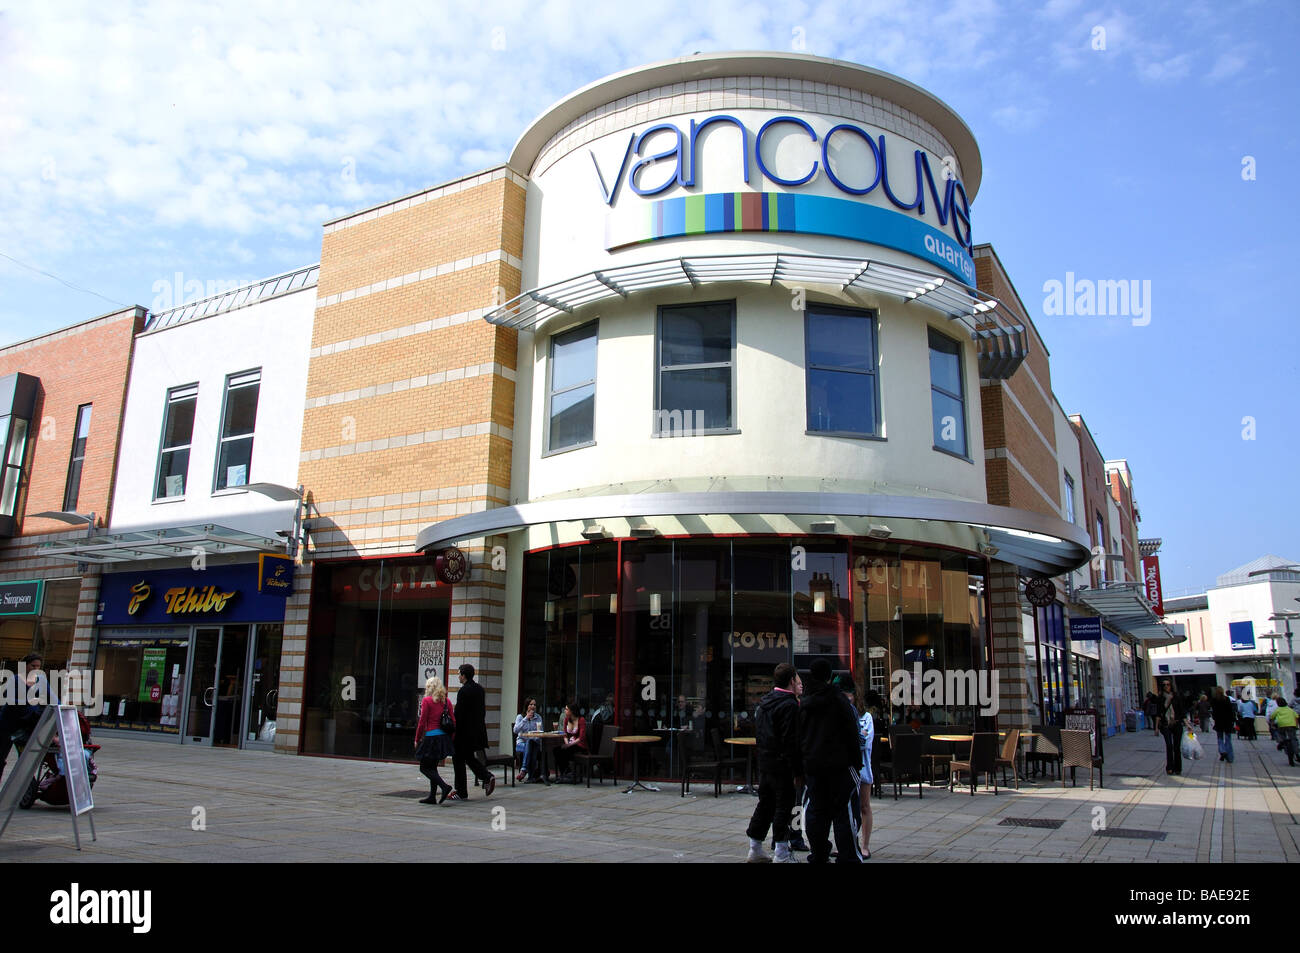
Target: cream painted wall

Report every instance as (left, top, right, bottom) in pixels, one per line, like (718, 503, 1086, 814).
(110, 287, 315, 539)
(521, 283, 986, 504)
(1053, 399, 1088, 594)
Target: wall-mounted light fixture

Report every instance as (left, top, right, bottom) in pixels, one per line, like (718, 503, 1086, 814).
(810, 519, 836, 534)
(581, 525, 610, 540)
(609, 593, 618, 614)
(867, 523, 892, 539)
(544, 601, 555, 622)
(650, 593, 662, 616)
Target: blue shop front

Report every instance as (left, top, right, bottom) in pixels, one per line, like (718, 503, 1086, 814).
(90, 558, 291, 749)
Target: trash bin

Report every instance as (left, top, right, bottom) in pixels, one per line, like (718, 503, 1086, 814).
(1125, 711, 1138, 732)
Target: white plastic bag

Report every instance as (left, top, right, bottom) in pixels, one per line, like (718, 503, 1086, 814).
(1181, 729, 1203, 761)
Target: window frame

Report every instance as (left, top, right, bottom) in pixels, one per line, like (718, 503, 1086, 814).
(153, 384, 199, 501)
(543, 320, 598, 457)
(927, 326, 970, 461)
(653, 299, 738, 438)
(1063, 472, 1077, 524)
(212, 368, 261, 492)
(62, 403, 92, 512)
(803, 303, 883, 439)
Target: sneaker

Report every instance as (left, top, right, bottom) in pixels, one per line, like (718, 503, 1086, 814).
(446, 790, 462, 801)
(746, 841, 771, 864)
(485, 775, 496, 797)
(418, 794, 437, 804)
(789, 836, 809, 852)
(773, 842, 795, 863)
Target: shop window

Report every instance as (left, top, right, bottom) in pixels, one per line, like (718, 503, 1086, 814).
(655, 301, 734, 435)
(155, 384, 197, 499)
(928, 328, 967, 457)
(805, 305, 879, 436)
(546, 321, 597, 453)
(0, 414, 31, 518)
(214, 369, 260, 490)
(62, 403, 92, 511)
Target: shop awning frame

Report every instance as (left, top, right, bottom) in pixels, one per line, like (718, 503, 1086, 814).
(1073, 584, 1184, 649)
(414, 490, 1091, 576)
(37, 524, 286, 565)
(486, 252, 1029, 379)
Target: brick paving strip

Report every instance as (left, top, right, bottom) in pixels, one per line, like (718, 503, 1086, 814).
(2, 728, 1297, 863)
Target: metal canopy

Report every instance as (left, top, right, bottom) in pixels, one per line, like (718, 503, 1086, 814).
(37, 523, 285, 565)
(414, 489, 1091, 576)
(486, 253, 1028, 379)
(1073, 584, 1184, 649)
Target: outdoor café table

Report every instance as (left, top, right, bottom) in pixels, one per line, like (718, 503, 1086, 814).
(724, 737, 758, 795)
(520, 731, 566, 785)
(612, 735, 663, 793)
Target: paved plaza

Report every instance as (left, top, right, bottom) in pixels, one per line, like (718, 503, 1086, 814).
(3, 728, 1297, 863)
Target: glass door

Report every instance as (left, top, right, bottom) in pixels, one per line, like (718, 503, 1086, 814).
(243, 624, 282, 749)
(212, 625, 249, 747)
(184, 627, 221, 745)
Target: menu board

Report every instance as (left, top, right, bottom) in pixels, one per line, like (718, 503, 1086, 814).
(56, 706, 93, 816)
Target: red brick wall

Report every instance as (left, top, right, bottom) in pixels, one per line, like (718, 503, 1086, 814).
(0, 307, 144, 533)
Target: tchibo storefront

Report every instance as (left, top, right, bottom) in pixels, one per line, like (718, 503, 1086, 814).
(396, 52, 1091, 766)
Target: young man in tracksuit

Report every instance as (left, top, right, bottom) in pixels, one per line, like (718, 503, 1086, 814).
(798, 657, 863, 864)
(746, 662, 802, 863)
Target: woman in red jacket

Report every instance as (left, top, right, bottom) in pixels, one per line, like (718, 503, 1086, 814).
(414, 676, 457, 803)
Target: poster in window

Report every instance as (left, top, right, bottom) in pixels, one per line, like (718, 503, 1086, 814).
(165, 474, 184, 497)
(227, 465, 247, 487)
(418, 639, 446, 686)
(138, 647, 167, 702)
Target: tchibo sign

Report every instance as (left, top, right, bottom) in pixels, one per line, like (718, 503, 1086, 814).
(591, 113, 975, 282)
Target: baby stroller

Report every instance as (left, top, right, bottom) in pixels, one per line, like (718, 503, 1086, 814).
(17, 711, 100, 809)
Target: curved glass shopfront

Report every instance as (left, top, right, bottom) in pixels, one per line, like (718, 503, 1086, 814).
(521, 537, 989, 776)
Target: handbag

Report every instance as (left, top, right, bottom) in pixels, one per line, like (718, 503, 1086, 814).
(440, 701, 455, 733)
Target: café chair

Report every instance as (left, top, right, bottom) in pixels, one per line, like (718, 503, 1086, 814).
(1060, 729, 1103, 790)
(948, 732, 1000, 796)
(921, 727, 954, 786)
(480, 747, 517, 788)
(575, 725, 620, 788)
(881, 730, 925, 800)
(995, 728, 1020, 789)
(1024, 725, 1062, 780)
(681, 729, 743, 798)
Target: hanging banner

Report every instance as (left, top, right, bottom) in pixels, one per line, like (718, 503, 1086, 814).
(1141, 555, 1164, 616)
(1068, 616, 1102, 641)
(258, 553, 295, 598)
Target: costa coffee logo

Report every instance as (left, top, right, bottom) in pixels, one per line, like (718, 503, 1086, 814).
(435, 547, 468, 585)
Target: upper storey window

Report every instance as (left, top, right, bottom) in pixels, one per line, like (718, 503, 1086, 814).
(928, 328, 967, 458)
(655, 301, 735, 436)
(805, 305, 879, 437)
(214, 369, 260, 490)
(547, 322, 597, 453)
(155, 384, 197, 500)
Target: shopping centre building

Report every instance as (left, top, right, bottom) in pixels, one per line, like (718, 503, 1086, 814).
(0, 52, 1177, 764)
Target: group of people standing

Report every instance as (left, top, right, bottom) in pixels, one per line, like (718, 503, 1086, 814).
(745, 658, 878, 864)
(1150, 680, 1300, 772)
(413, 663, 496, 804)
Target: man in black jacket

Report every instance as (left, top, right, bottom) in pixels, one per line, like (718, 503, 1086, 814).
(453, 664, 495, 798)
(745, 662, 803, 863)
(798, 657, 863, 863)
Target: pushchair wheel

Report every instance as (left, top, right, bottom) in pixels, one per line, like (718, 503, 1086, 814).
(18, 777, 38, 809)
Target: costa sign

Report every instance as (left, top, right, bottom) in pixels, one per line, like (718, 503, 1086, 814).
(591, 113, 973, 254)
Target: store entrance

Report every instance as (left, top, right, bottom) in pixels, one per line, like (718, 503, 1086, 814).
(184, 625, 250, 746)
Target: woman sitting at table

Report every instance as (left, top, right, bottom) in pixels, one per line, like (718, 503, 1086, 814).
(513, 697, 543, 782)
(552, 701, 587, 781)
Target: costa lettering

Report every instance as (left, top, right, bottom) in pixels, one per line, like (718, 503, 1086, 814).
(163, 586, 237, 615)
(726, 631, 790, 650)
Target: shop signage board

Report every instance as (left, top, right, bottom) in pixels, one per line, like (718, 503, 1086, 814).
(137, 647, 167, 702)
(0, 579, 44, 617)
(258, 553, 294, 598)
(1141, 555, 1164, 616)
(98, 564, 286, 625)
(1068, 616, 1102, 641)
(1229, 621, 1256, 651)
(418, 639, 446, 685)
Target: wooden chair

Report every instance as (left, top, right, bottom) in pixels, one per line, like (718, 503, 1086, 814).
(1060, 729, 1102, 790)
(881, 730, 925, 799)
(575, 725, 619, 787)
(995, 728, 1020, 789)
(949, 732, 1000, 795)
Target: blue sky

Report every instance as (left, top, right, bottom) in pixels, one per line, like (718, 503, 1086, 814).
(1, 0, 1296, 595)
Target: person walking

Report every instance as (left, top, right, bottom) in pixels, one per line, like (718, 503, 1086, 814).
(1239, 695, 1258, 741)
(1210, 686, 1236, 764)
(745, 662, 802, 863)
(414, 676, 457, 803)
(797, 658, 863, 864)
(1265, 694, 1281, 745)
(1157, 680, 1187, 775)
(452, 663, 495, 799)
(1269, 699, 1299, 766)
(1144, 692, 1160, 735)
(1196, 693, 1212, 734)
